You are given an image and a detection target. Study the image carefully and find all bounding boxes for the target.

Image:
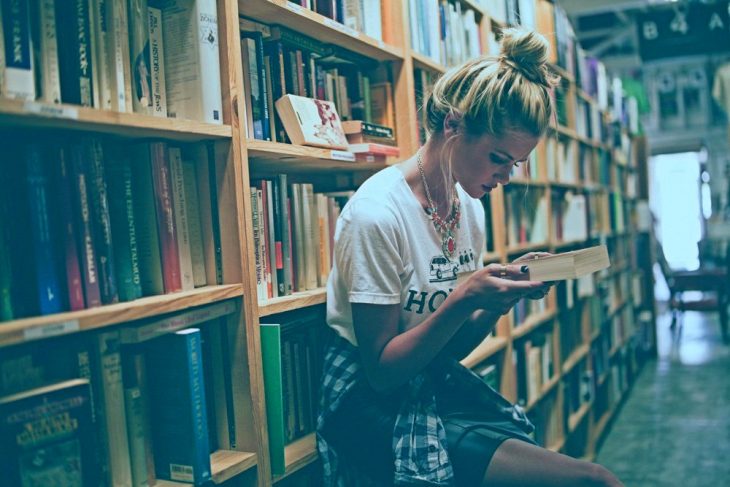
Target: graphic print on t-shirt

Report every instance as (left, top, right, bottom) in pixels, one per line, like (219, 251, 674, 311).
(427, 247, 479, 283)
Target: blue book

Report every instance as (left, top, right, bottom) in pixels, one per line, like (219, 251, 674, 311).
(24, 145, 62, 315)
(146, 328, 211, 484)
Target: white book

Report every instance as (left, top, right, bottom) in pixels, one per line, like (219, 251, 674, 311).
(250, 186, 264, 300)
(301, 184, 318, 290)
(525, 245, 610, 282)
(148, 6, 167, 117)
(343, 0, 362, 32)
(257, 188, 270, 298)
(361, 0, 381, 40)
(35, 0, 61, 103)
(181, 159, 207, 287)
(161, 0, 223, 124)
(91, 0, 113, 109)
(2, 0, 35, 100)
(128, 0, 153, 114)
(169, 147, 194, 290)
(107, 0, 133, 112)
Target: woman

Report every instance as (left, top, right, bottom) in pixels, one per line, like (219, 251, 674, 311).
(317, 28, 624, 487)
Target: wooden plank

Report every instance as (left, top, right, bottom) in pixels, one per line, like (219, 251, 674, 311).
(240, 0, 403, 62)
(248, 140, 387, 173)
(0, 99, 232, 140)
(568, 401, 592, 432)
(412, 51, 446, 74)
(512, 309, 557, 339)
(258, 288, 327, 317)
(273, 433, 318, 483)
(0, 285, 244, 347)
(461, 336, 509, 369)
(562, 344, 590, 374)
(211, 450, 258, 484)
(525, 374, 561, 413)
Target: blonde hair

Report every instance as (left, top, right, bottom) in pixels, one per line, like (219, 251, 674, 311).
(424, 27, 559, 139)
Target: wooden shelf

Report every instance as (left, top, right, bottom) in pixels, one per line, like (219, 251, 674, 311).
(549, 180, 584, 191)
(508, 178, 548, 186)
(0, 285, 244, 348)
(274, 433, 318, 483)
(568, 401, 592, 432)
(247, 140, 388, 173)
(0, 99, 233, 141)
(512, 309, 556, 340)
(412, 51, 447, 74)
(550, 63, 574, 83)
(461, 336, 509, 369)
(525, 374, 561, 413)
(562, 344, 589, 374)
(547, 436, 566, 453)
(483, 251, 502, 263)
(153, 450, 257, 485)
(241, 0, 403, 62)
(258, 288, 327, 317)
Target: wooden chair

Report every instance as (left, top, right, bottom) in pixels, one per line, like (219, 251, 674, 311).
(656, 241, 729, 343)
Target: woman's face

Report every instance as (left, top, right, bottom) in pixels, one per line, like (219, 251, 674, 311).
(451, 129, 539, 199)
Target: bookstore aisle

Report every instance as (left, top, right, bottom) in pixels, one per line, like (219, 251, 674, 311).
(596, 311, 730, 487)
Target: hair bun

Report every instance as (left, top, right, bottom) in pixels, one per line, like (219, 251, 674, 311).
(499, 27, 551, 85)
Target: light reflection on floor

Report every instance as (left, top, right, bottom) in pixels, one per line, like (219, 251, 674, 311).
(596, 309, 730, 487)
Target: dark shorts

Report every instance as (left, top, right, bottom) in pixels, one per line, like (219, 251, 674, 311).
(320, 381, 536, 486)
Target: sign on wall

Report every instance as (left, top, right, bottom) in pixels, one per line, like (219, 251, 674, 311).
(638, 1, 730, 60)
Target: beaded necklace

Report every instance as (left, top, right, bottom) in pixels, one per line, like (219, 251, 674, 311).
(417, 150, 461, 259)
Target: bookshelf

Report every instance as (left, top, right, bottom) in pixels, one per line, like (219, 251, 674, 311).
(0, 1, 655, 486)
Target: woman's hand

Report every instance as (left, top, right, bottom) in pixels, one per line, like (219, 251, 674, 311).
(463, 263, 550, 315)
(512, 252, 555, 300)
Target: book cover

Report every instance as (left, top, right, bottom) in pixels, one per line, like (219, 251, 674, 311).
(1, 0, 36, 100)
(31, 0, 61, 104)
(181, 159, 207, 287)
(90, 0, 113, 109)
(55, 0, 93, 105)
(146, 328, 212, 485)
(148, 5, 167, 117)
(259, 323, 286, 476)
(526, 245, 610, 282)
(107, 0, 133, 112)
(169, 147, 194, 291)
(0, 379, 99, 487)
(128, 0, 153, 114)
(274, 94, 349, 149)
(161, 0, 223, 124)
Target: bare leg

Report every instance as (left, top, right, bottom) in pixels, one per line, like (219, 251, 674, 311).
(482, 439, 624, 487)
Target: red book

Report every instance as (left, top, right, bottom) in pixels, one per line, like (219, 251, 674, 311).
(149, 142, 182, 293)
(58, 146, 85, 310)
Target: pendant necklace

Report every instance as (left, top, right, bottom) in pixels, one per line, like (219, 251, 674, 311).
(417, 150, 461, 259)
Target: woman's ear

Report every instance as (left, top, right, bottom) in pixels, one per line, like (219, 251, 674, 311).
(443, 112, 461, 138)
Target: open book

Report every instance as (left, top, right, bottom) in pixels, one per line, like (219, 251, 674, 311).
(274, 94, 349, 149)
(525, 245, 610, 281)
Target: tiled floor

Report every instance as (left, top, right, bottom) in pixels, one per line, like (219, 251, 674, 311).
(596, 310, 730, 487)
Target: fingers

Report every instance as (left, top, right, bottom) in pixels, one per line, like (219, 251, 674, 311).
(485, 263, 529, 280)
(512, 251, 553, 264)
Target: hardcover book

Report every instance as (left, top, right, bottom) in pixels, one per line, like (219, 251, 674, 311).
(274, 94, 349, 149)
(0, 379, 99, 487)
(526, 245, 610, 282)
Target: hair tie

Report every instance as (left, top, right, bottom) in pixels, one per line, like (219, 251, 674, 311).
(498, 55, 544, 85)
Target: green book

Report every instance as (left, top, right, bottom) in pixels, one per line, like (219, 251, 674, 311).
(106, 147, 143, 302)
(260, 323, 286, 476)
(130, 144, 164, 296)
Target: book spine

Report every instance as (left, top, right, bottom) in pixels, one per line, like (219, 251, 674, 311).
(162, 0, 223, 124)
(1, 0, 35, 100)
(149, 141, 182, 293)
(95, 330, 134, 486)
(107, 0, 132, 112)
(130, 144, 164, 296)
(24, 145, 63, 315)
(55, 0, 93, 105)
(128, 0, 153, 114)
(92, 0, 113, 109)
(69, 143, 102, 308)
(260, 180, 275, 298)
(181, 159, 207, 287)
(300, 184, 317, 290)
(250, 186, 263, 300)
(291, 183, 305, 292)
(0, 191, 14, 320)
(147, 329, 211, 484)
(242, 33, 263, 139)
(36, 0, 61, 103)
(147, 6, 166, 117)
(0, 3, 5, 94)
(194, 146, 217, 286)
(169, 147, 194, 291)
(256, 187, 270, 298)
(271, 176, 286, 296)
(206, 143, 223, 285)
(259, 323, 286, 475)
(106, 149, 143, 302)
(122, 350, 154, 487)
(86, 139, 119, 304)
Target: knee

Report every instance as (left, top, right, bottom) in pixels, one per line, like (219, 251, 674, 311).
(581, 463, 623, 487)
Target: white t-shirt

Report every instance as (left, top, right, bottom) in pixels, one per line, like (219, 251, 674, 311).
(326, 165, 486, 346)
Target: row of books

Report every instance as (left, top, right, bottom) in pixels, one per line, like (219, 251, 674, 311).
(562, 361, 594, 421)
(238, 18, 395, 143)
(260, 309, 325, 475)
(551, 191, 588, 244)
(249, 176, 352, 300)
(286, 0, 383, 41)
(528, 392, 562, 448)
(414, 67, 439, 144)
(514, 329, 555, 406)
(0, 0, 223, 124)
(512, 294, 548, 329)
(408, 0, 481, 67)
(0, 303, 236, 486)
(503, 187, 549, 248)
(0, 135, 216, 321)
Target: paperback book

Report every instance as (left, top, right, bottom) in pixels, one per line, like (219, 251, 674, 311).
(275, 94, 349, 149)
